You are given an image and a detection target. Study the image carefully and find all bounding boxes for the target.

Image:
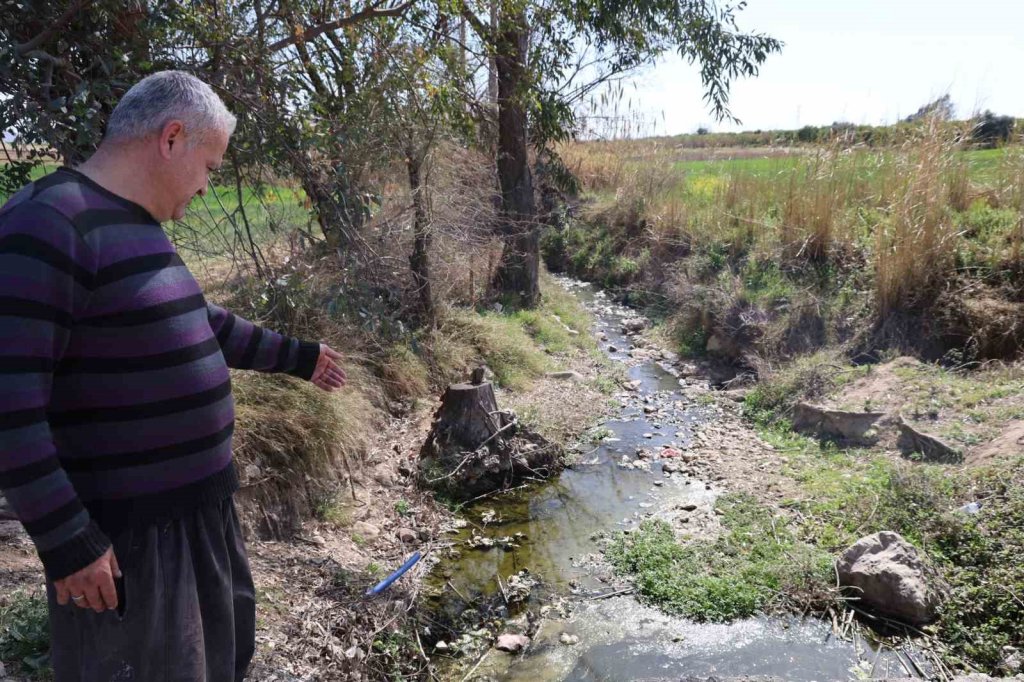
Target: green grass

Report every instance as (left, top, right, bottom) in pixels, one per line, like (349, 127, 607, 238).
(673, 154, 801, 179)
(315, 494, 354, 527)
(757, 423, 1024, 672)
(0, 162, 310, 261)
(0, 590, 51, 679)
(608, 494, 834, 622)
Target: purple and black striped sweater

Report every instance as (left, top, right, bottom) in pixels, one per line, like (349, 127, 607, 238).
(0, 168, 320, 580)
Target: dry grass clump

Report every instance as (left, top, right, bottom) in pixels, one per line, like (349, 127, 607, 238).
(233, 368, 379, 478)
(231, 365, 381, 536)
(874, 123, 968, 317)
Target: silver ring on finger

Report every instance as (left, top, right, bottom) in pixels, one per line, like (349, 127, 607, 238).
(71, 594, 85, 602)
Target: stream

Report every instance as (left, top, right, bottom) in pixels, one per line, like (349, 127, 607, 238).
(426, 277, 916, 681)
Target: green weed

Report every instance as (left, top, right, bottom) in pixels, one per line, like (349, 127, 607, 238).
(608, 494, 833, 622)
(0, 590, 50, 679)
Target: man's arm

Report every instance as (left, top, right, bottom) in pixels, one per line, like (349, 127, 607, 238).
(206, 303, 347, 391)
(0, 202, 117, 606)
(206, 303, 321, 378)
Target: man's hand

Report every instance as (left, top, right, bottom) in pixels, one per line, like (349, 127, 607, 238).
(311, 344, 347, 392)
(54, 547, 121, 613)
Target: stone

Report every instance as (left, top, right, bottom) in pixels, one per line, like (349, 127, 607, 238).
(546, 371, 584, 381)
(837, 531, 943, 626)
(661, 460, 683, 474)
(559, 633, 580, 646)
(622, 317, 647, 333)
(792, 403, 885, 443)
(705, 334, 729, 354)
(608, 345, 619, 353)
(495, 633, 530, 653)
(352, 521, 380, 540)
(1000, 646, 1023, 675)
(434, 640, 449, 652)
(0, 495, 16, 521)
(372, 468, 395, 486)
(397, 527, 418, 544)
(242, 463, 262, 482)
(897, 416, 963, 463)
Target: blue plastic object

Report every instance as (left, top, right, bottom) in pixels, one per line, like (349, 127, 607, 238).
(365, 552, 422, 596)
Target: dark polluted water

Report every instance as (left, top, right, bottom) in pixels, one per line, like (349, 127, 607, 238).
(427, 277, 920, 681)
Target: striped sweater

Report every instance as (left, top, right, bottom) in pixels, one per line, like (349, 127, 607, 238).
(0, 168, 319, 580)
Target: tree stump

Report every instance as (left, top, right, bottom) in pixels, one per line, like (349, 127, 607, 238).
(419, 373, 560, 500)
(432, 381, 501, 450)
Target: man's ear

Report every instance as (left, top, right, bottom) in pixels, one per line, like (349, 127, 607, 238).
(159, 120, 185, 159)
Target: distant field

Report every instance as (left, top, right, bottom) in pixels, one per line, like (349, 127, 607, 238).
(1, 162, 310, 260)
(673, 147, 1013, 183)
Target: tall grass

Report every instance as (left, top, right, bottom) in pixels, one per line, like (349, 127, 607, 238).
(875, 124, 967, 316)
(559, 121, 1022, 319)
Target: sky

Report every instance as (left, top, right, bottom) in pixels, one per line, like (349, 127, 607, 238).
(608, 0, 1024, 137)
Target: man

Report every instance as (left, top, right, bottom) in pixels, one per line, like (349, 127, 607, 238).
(0, 71, 347, 681)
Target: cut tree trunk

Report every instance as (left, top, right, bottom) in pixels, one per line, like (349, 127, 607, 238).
(432, 382, 502, 450)
(419, 373, 560, 500)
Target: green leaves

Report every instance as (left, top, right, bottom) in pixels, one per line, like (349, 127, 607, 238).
(0, 591, 50, 677)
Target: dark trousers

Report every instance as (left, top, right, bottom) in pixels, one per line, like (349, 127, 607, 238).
(47, 498, 256, 682)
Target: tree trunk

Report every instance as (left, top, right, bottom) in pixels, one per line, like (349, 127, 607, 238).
(492, 8, 539, 307)
(406, 148, 434, 323)
(488, 0, 498, 104)
(431, 382, 501, 450)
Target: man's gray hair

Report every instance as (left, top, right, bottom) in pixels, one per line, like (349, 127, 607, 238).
(105, 71, 237, 145)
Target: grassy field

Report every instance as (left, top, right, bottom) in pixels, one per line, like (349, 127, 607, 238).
(553, 127, 1024, 361)
(0, 163, 311, 261)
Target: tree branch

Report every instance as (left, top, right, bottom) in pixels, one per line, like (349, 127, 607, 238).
(15, 0, 95, 56)
(268, 0, 416, 52)
(459, 5, 490, 45)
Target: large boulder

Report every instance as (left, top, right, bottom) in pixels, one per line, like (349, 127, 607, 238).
(792, 403, 885, 444)
(897, 415, 963, 464)
(837, 531, 943, 626)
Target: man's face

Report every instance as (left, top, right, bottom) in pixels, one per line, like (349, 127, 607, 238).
(164, 127, 230, 222)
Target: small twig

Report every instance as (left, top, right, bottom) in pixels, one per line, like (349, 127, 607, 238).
(427, 422, 518, 484)
(587, 587, 634, 601)
(460, 650, 489, 682)
(495, 574, 508, 605)
(445, 580, 471, 604)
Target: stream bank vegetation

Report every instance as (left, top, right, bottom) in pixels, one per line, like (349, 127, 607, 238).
(557, 117, 1024, 676)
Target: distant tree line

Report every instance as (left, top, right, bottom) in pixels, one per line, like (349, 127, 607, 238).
(669, 113, 1019, 150)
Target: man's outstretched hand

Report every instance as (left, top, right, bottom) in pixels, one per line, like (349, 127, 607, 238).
(54, 547, 121, 613)
(311, 344, 347, 392)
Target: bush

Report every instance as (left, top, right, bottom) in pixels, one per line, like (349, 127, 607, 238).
(971, 111, 1015, 148)
(797, 125, 819, 143)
